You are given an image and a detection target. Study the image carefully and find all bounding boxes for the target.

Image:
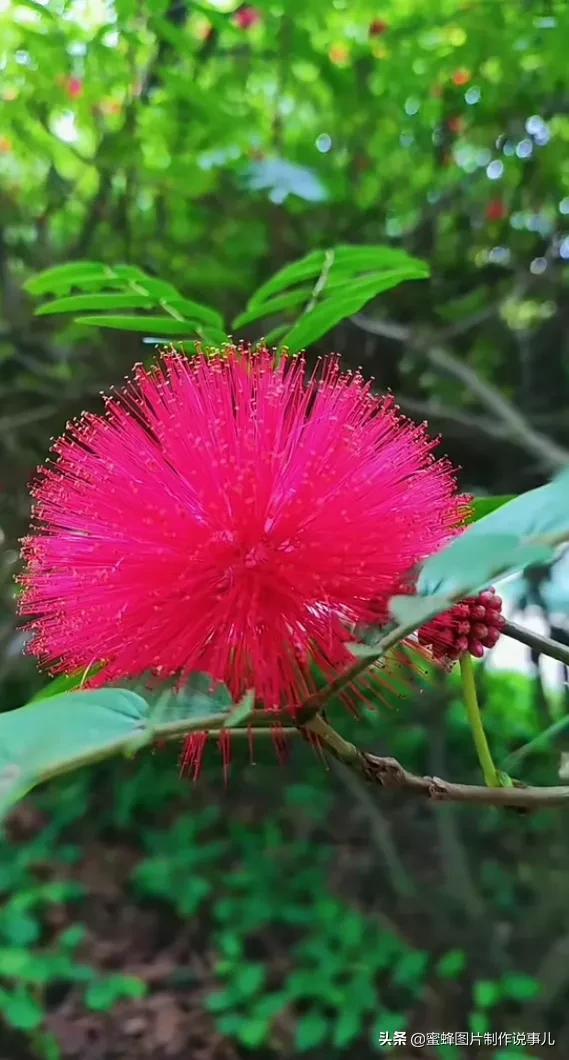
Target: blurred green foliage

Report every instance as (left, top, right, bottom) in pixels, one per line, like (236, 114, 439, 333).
(0, 671, 561, 1058)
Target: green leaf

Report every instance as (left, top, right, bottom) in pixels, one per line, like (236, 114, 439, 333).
(281, 268, 427, 354)
(473, 979, 502, 1009)
(35, 293, 155, 316)
(0, 948, 46, 983)
(388, 594, 454, 630)
(417, 468, 569, 601)
(123, 277, 179, 299)
(0, 987, 44, 1030)
(163, 297, 225, 328)
(223, 689, 255, 728)
(0, 910, 40, 947)
(469, 496, 516, 523)
(0, 678, 232, 818)
(233, 287, 314, 329)
(468, 466, 569, 541)
(249, 245, 428, 310)
(206, 989, 238, 1014)
(0, 689, 148, 815)
(502, 713, 569, 768)
(418, 534, 553, 599)
(215, 1013, 246, 1035)
(332, 1008, 363, 1048)
(501, 973, 540, 1002)
(236, 1016, 270, 1049)
(27, 261, 225, 334)
(59, 924, 88, 950)
(74, 314, 205, 336)
(24, 262, 110, 296)
(252, 993, 288, 1021)
(371, 1009, 408, 1047)
(30, 665, 102, 700)
(295, 1010, 329, 1051)
(469, 1009, 490, 1034)
(436, 949, 467, 980)
(195, 325, 230, 346)
(86, 974, 147, 1012)
(331, 244, 429, 274)
(248, 250, 327, 306)
(128, 673, 233, 727)
(392, 949, 429, 989)
(236, 962, 266, 1000)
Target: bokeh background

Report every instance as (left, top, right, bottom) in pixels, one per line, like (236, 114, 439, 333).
(2, 1, 569, 1058)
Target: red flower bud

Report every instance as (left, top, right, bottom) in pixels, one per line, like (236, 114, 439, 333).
(67, 77, 84, 100)
(486, 199, 508, 223)
(369, 19, 389, 37)
(235, 6, 262, 30)
(447, 116, 465, 135)
(418, 588, 504, 663)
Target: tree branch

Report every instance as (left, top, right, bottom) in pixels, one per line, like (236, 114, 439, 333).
(351, 315, 569, 472)
(427, 345, 569, 471)
(330, 759, 416, 898)
(504, 619, 569, 668)
(303, 715, 569, 810)
(397, 396, 507, 442)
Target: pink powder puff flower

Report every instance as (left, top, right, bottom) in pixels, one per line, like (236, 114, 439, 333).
(19, 346, 469, 714)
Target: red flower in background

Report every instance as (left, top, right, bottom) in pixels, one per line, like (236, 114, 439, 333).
(235, 6, 262, 30)
(67, 77, 84, 100)
(486, 199, 508, 223)
(369, 19, 389, 37)
(447, 116, 465, 136)
(329, 45, 350, 66)
(452, 69, 471, 87)
(20, 348, 467, 712)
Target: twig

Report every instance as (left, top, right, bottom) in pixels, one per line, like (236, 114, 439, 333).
(0, 406, 57, 432)
(10, 696, 569, 811)
(504, 619, 569, 668)
(23, 712, 294, 792)
(331, 760, 416, 899)
(352, 315, 409, 342)
(397, 396, 507, 442)
(429, 706, 486, 920)
(502, 714, 569, 770)
(304, 249, 335, 315)
(531, 934, 569, 1016)
(162, 724, 298, 743)
(427, 345, 569, 471)
(351, 315, 569, 472)
(303, 715, 569, 810)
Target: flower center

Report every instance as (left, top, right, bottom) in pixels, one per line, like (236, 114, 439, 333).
(243, 543, 272, 570)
